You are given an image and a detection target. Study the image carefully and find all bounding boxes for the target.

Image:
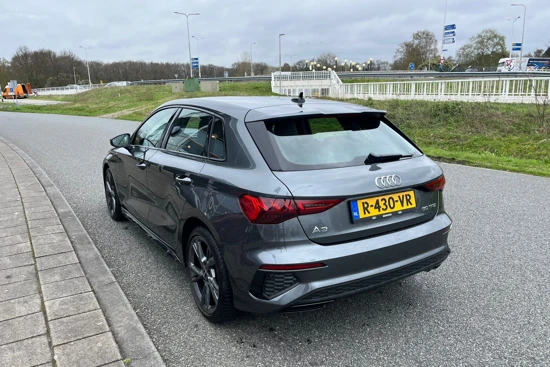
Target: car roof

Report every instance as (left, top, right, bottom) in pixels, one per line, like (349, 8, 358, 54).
(160, 96, 385, 121)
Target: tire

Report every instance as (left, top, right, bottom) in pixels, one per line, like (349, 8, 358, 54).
(187, 227, 236, 323)
(104, 168, 124, 221)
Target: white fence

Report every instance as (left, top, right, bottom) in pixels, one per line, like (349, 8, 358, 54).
(272, 71, 550, 104)
(34, 84, 103, 96)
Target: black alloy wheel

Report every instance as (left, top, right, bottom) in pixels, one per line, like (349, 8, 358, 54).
(187, 227, 236, 323)
(104, 168, 124, 221)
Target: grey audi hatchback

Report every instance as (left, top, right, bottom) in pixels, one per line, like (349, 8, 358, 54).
(103, 96, 451, 322)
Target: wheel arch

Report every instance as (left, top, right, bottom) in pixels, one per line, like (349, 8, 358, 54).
(180, 216, 223, 265)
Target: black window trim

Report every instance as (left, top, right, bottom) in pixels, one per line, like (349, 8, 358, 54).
(159, 105, 228, 162)
(130, 106, 180, 148)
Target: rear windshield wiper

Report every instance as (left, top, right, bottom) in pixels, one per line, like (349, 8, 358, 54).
(364, 153, 413, 164)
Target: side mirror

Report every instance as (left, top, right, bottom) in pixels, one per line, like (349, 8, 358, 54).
(110, 133, 130, 148)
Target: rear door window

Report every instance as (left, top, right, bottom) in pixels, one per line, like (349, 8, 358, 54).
(165, 109, 214, 156)
(248, 114, 421, 171)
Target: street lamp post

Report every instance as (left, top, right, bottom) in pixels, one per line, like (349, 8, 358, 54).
(507, 16, 521, 58)
(511, 4, 526, 70)
(79, 46, 92, 86)
(73, 67, 77, 85)
(192, 36, 203, 78)
(250, 42, 256, 76)
(279, 33, 285, 94)
(174, 12, 200, 78)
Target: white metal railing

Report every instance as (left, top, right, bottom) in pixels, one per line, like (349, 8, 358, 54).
(271, 71, 333, 82)
(271, 71, 339, 98)
(34, 84, 104, 95)
(339, 77, 550, 103)
(272, 71, 550, 104)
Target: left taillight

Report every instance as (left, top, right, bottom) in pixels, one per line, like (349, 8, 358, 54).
(238, 195, 343, 224)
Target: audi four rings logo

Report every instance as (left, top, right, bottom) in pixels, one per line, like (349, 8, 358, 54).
(375, 175, 402, 189)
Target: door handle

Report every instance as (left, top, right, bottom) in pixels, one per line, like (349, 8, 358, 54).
(175, 176, 192, 184)
(136, 162, 147, 170)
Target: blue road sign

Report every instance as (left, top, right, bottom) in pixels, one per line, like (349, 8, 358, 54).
(192, 57, 199, 69)
(444, 31, 456, 38)
(444, 24, 456, 31)
(443, 49, 448, 52)
(443, 38, 456, 44)
(512, 47, 522, 51)
(9, 88, 13, 93)
(409, 62, 415, 70)
(512, 43, 522, 47)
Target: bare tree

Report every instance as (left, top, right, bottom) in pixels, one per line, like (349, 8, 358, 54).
(392, 30, 438, 70)
(456, 28, 507, 69)
(0, 58, 11, 85)
(231, 51, 251, 76)
(315, 52, 337, 68)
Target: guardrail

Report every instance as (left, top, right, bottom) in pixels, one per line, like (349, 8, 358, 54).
(272, 71, 550, 104)
(34, 84, 104, 95)
(33, 71, 549, 96)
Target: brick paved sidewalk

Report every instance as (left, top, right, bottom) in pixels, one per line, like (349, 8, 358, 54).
(0, 141, 124, 367)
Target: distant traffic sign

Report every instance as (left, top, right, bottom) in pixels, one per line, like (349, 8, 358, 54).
(444, 31, 456, 38)
(512, 47, 522, 51)
(443, 38, 456, 44)
(512, 43, 522, 46)
(191, 57, 199, 70)
(444, 24, 456, 31)
(409, 62, 415, 70)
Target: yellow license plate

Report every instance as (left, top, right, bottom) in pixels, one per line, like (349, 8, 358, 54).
(351, 190, 416, 220)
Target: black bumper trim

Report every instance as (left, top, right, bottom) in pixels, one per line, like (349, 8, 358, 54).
(295, 249, 450, 305)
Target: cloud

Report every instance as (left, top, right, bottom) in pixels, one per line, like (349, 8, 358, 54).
(1, 0, 548, 66)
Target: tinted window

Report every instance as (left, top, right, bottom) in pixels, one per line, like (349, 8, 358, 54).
(249, 114, 421, 171)
(133, 108, 177, 147)
(208, 118, 226, 160)
(165, 109, 213, 156)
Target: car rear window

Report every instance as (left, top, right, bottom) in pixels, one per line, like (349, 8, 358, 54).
(247, 114, 421, 171)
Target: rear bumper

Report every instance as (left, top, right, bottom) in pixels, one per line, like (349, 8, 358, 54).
(231, 213, 452, 313)
(292, 248, 449, 306)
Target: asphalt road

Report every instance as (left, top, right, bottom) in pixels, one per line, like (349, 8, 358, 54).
(1, 112, 549, 367)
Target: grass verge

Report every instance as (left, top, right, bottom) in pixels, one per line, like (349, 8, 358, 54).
(0, 82, 274, 121)
(1, 82, 548, 177)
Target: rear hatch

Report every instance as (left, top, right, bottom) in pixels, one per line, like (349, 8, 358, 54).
(246, 110, 444, 245)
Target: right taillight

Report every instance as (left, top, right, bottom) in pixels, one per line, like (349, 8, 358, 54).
(423, 175, 446, 191)
(239, 195, 343, 224)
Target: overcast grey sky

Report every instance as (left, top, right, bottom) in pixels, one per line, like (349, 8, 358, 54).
(1, 0, 548, 66)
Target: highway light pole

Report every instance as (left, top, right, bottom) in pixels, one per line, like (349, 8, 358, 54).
(192, 36, 203, 78)
(507, 16, 521, 58)
(511, 4, 526, 70)
(174, 12, 200, 78)
(250, 42, 256, 76)
(279, 33, 285, 94)
(73, 67, 77, 85)
(79, 46, 92, 86)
